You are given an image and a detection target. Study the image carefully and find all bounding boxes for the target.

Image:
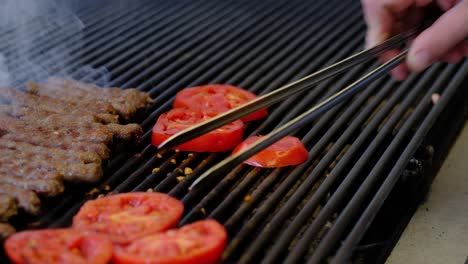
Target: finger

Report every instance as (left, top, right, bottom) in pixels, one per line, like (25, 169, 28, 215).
(437, 0, 458, 10)
(391, 64, 410, 80)
(407, 0, 468, 72)
(362, 0, 393, 48)
(415, 0, 433, 7)
(378, 48, 409, 80)
(441, 43, 466, 63)
(463, 41, 468, 56)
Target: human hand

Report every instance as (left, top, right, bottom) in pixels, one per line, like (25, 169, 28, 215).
(361, 0, 468, 80)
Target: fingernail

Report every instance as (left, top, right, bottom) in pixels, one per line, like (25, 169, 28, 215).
(408, 49, 432, 72)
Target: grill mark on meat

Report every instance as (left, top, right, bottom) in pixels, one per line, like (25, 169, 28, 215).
(44, 77, 153, 119)
(0, 115, 113, 144)
(0, 173, 64, 196)
(0, 223, 16, 242)
(2, 133, 110, 159)
(0, 183, 40, 215)
(0, 88, 119, 124)
(0, 108, 143, 141)
(1, 149, 102, 183)
(0, 195, 17, 222)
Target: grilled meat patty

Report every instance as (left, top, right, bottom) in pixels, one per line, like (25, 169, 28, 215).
(0, 175, 63, 197)
(0, 105, 143, 141)
(39, 77, 154, 119)
(2, 132, 110, 159)
(0, 87, 119, 124)
(0, 115, 113, 144)
(0, 79, 152, 234)
(1, 148, 102, 183)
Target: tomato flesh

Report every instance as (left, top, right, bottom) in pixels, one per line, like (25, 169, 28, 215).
(232, 135, 309, 168)
(173, 84, 268, 122)
(152, 108, 244, 152)
(72, 192, 184, 245)
(113, 219, 227, 264)
(4, 228, 112, 264)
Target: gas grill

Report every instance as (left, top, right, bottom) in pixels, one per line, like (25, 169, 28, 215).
(1, 0, 468, 263)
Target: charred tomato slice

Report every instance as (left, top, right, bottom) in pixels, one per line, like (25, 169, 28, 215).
(72, 192, 184, 245)
(152, 108, 244, 152)
(113, 219, 227, 264)
(173, 84, 268, 122)
(232, 135, 309, 168)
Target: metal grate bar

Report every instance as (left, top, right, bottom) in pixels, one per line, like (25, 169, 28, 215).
(332, 61, 468, 263)
(284, 65, 445, 263)
(317, 63, 466, 263)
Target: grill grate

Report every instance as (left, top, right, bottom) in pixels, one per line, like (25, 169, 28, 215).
(1, 0, 467, 263)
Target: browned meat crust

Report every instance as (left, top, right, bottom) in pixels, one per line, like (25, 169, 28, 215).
(1, 148, 102, 183)
(0, 223, 16, 242)
(0, 183, 40, 215)
(0, 167, 62, 181)
(0, 173, 64, 196)
(0, 115, 113, 144)
(25, 83, 117, 114)
(0, 138, 101, 164)
(42, 77, 153, 119)
(2, 132, 110, 159)
(0, 195, 17, 222)
(0, 88, 119, 124)
(0, 108, 143, 141)
(0, 79, 152, 225)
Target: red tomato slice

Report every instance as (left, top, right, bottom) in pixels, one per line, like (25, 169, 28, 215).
(4, 228, 112, 264)
(151, 108, 244, 152)
(232, 135, 309, 168)
(173, 84, 268, 122)
(72, 192, 184, 245)
(113, 219, 227, 264)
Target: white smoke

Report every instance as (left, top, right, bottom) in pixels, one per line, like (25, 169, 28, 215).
(0, 0, 110, 87)
(0, 54, 10, 86)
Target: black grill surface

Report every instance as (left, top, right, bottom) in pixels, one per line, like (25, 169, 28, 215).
(1, 0, 468, 263)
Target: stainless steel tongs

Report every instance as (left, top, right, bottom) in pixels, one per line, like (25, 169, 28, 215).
(157, 23, 431, 189)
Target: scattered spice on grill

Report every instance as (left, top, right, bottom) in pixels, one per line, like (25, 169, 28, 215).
(27, 221, 41, 228)
(86, 188, 100, 196)
(147, 188, 154, 192)
(188, 153, 195, 158)
(431, 93, 441, 104)
(156, 153, 163, 159)
(103, 185, 111, 191)
(176, 176, 185, 182)
(200, 207, 207, 215)
(176, 168, 183, 174)
(244, 194, 252, 202)
(184, 167, 193, 176)
(152, 167, 160, 174)
(170, 158, 177, 165)
(97, 194, 105, 199)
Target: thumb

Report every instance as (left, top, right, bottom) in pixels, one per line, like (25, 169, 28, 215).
(407, 0, 468, 72)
